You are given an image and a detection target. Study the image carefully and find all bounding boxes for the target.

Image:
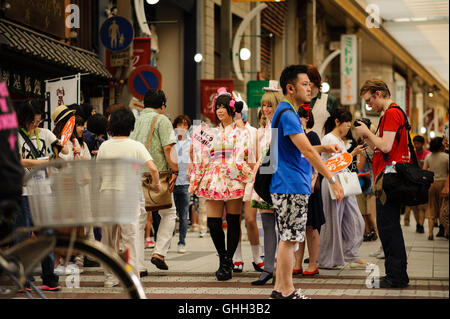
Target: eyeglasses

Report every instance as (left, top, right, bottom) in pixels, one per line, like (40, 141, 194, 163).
(365, 94, 376, 105)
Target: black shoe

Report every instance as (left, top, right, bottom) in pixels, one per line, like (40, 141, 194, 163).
(151, 256, 169, 270)
(434, 222, 438, 228)
(304, 258, 309, 263)
(375, 277, 408, 289)
(363, 233, 372, 241)
(416, 224, 424, 233)
(216, 256, 232, 281)
(83, 256, 100, 267)
(369, 229, 378, 241)
(270, 290, 282, 299)
(251, 271, 273, 286)
(428, 235, 434, 241)
(436, 225, 445, 238)
(139, 270, 148, 278)
(252, 261, 264, 272)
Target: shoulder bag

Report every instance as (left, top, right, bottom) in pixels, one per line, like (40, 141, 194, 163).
(253, 107, 295, 205)
(142, 114, 173, 211)
(379, 105, 434, 206)
(329, 168, 362, 200)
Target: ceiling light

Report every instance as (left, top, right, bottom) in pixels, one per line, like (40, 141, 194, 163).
(239, 48, 251, 61)
(194, 53, 203, 63)
(321, 82, 330, 93)
(146, 0, 159, 4)
(420, 127, 427, 134)
(428, 92, 434, 98)
(430, 131, 436, 138)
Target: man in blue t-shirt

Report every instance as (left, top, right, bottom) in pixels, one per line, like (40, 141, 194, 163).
(269, 65, 344, 299)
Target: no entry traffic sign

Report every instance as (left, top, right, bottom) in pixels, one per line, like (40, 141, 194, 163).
(128, 66, 162, 100)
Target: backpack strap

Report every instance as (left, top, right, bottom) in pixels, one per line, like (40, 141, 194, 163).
(273, 107, 295, 128)
(379, 105, 419, 167)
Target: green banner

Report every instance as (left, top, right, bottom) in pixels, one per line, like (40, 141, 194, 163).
(247, 80, 269, 108)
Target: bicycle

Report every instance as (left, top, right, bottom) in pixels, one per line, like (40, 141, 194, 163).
(0, 159, 147, 299)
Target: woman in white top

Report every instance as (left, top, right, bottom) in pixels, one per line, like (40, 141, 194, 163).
(318, 108, 368, 269)
(59, 115, 92, 161)
(423, 137, 449, 240)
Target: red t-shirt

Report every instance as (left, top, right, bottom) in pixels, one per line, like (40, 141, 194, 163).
(372, 103, 410, 179)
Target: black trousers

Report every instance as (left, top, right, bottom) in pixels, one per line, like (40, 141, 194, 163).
(376, 198, 409, 286)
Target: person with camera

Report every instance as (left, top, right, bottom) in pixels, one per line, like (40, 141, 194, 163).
(355, 79, 410, 288)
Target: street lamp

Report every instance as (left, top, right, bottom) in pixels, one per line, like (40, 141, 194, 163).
(194, 53, 203, 63)
(239, 48, 251, 61)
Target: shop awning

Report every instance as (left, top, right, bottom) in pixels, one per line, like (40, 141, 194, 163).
(0, 18, 112, 80)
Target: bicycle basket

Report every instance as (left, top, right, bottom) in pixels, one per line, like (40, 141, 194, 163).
(23, 159, 143, 227)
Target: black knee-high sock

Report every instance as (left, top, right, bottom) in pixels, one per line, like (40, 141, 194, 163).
(261, 213, 277, 273)
(207, 217, 226, 256)
(225, 214, 241, 259)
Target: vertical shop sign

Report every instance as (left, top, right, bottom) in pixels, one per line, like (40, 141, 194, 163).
(340, 34, 358, 105)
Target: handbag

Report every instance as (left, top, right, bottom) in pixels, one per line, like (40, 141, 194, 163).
(253, 107, 295, 205)
(329, 169, 362, 200)
(142, 114, 173, 211)
(378, 105, 434, 206)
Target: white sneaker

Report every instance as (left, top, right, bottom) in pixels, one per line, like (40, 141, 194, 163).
(369, 247, 383, 257)
(104, 275, 119, 288)
(199, 232, 206, 238)
(178, 244, 187, 254)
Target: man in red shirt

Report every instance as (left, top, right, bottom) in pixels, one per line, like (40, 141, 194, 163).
(355, 79, 409, 288)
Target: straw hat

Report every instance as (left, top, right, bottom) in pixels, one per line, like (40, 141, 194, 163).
(51, 105, 75, 125)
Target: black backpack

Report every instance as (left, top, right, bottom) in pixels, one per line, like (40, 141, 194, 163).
(379, 106, 434, 206)
(253, 107, 295, 205)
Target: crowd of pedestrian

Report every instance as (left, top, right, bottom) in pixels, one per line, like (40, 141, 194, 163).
(4, 63, 449, 299)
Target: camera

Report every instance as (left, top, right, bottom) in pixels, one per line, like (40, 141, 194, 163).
(354, 118, 372, 129)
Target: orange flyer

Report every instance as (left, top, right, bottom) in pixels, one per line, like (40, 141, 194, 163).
(60, 116, 75, 146)
(325, 152, 352, 173)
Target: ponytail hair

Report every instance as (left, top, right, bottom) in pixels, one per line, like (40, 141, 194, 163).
(324, 108, 352, 135)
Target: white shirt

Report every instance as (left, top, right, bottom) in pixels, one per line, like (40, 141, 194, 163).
(321, 132, 346, 162)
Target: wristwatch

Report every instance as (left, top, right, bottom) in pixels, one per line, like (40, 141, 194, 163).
(328, 175, 337, 184)
(172, 170, 179, 176)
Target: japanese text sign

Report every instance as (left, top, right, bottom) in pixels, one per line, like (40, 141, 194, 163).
(340, 34, 358, 105)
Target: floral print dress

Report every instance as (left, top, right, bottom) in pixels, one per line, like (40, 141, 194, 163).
(189, 122, 252, 200)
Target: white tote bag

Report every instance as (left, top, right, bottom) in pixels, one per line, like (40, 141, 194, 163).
(329, 170, 362, 200)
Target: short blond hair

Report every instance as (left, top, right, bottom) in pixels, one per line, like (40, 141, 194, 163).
(259, 91, 283, 127)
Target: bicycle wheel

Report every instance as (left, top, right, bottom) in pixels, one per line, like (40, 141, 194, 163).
(51, 234, 147, 299)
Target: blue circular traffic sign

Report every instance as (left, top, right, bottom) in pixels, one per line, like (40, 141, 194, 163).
(128, 66, 162, 100)
(100, 16, 134, 51)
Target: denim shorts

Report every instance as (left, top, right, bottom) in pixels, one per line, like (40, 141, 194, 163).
(270, 193, 309, 242)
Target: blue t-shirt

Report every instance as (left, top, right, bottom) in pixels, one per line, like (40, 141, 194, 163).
(270, 101, 312, 195)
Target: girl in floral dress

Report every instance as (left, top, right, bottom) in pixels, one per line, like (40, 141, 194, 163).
(189, 88, 253, 281)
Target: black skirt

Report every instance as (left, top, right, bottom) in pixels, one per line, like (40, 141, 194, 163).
(306, 180, 326, 232)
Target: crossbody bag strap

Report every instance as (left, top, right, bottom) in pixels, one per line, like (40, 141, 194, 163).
(19, 129, 40, 160)
(145, 114, 160, 150)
